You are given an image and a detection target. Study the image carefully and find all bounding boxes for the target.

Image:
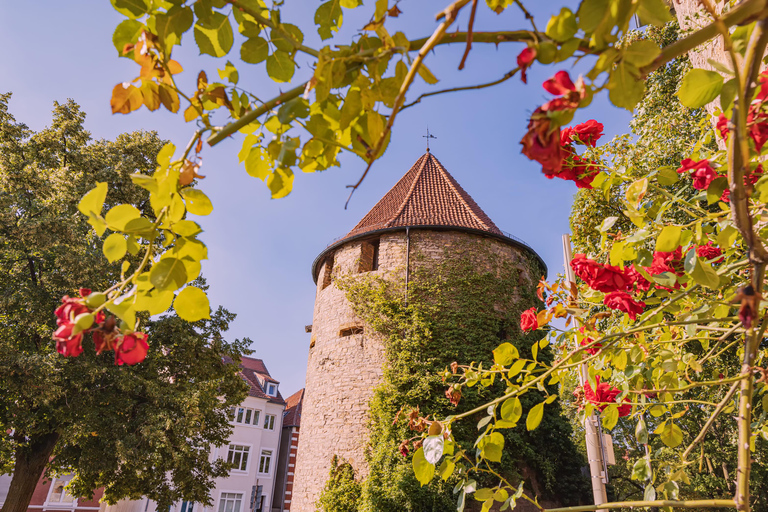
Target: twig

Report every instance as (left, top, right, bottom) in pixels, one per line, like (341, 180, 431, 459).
(399, 68, 519, 112)
(682, 380, 740, 461)
(344, 0, 472, 208)
(458, 0, 478, 70)
(545, 500, 737, 512)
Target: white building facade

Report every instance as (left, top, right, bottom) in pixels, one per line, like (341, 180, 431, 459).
(111, 357, 286, 512)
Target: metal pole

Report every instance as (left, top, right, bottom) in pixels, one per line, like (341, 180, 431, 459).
(562, 234, 608, 511)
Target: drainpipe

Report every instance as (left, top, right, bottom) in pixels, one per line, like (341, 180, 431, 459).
(563, 234, 608, 512)
(405, 227, 411, 305)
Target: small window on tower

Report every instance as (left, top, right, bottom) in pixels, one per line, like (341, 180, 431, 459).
(339, 325, 364, 337)
(321, 255, 334, 290)
(358, 239, 380, 273)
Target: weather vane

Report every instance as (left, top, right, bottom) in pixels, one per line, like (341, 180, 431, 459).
(423, 127, 437, 151)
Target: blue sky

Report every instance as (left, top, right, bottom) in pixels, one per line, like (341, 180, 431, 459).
(0, 1, 633, 397)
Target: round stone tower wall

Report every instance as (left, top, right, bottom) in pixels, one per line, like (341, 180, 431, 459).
(291, 229, 542, 512)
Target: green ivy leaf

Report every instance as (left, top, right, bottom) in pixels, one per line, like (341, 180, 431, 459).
(150, 258, 189, 292)
(493, 342, 519, 366)
(174, 286, 211, 322)
(677, 69, 724, 109)
(412, 447, 435, 486)
(103, 233, 128, 263)
(241, 36, 269, 64)
(194, 12, 234, 58)
(266, 51, 296, 83)
(181, 188, 213, 215)
(546, 7, 577, 42)
(526, 402, 544, 431)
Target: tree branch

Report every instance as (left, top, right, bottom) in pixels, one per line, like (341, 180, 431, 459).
(545, 500, 737, 512)
(399, 67, 519, 112)
(458, 0, 478, 70)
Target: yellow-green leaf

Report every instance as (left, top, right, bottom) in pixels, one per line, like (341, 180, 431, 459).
(181, 188, 213, 215)
(103, 233, 128, 263)
(412, 447, 435, 486)
(526, 402, 544, 431)
(105, 204, 142, 231)
(493, 342, 519, 366)
(149, 258, 188, 292)
(174, 286, 210, 322)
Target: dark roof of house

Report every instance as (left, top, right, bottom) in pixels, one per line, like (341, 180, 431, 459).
(346, 151, 502, 238)
(233, 356, 285, 405)
(311, 151, 547, 281)
(283, 388, 304, 427)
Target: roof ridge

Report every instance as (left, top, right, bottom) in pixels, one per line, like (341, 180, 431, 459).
(386, 153, 429, 228)
(429, 153, 495, 232)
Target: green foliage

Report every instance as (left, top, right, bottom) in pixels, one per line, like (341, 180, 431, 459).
(316, 456, 362, 512)
(318, 241, 588, 511)
(0, 95, 248, 509)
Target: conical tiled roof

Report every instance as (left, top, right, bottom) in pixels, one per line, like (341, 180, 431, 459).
(345, 151, 502, 238)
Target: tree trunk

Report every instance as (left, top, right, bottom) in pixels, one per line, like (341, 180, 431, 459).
(1, 432, 59, 512)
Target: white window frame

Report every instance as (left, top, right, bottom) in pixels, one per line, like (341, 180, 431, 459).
(230, 406, 261, 427)
(45, 476, 77, 508)
(217, 491, 244, 512)
(266, 383, 277, 396)
(226, 443, 251, 473)
(258, 449, 273, 475)
(263, 414, 276, 430)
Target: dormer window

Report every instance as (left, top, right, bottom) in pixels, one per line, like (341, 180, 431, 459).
(267, 383, 277, 397)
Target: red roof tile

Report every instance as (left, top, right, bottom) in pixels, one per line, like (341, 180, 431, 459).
(345, 151, 502, 239)
(231, 356, 285, 404)
(283, 389, 304, 427)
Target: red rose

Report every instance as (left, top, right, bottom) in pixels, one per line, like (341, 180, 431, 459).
(560, 127, 574, 146)
(571, 120, 604, 147)
(520, 307, 539, 331)
(590, 265, 633, 293)
(717, 113, 729, 140)
(603, 292, 645, 320)
(696, 242, 723, 263)
(521, 112, 563, 175)
(517, 47, 536, 84)
(624, 265, 651, 292)
(649, 247, 684, 276)
(543, 70, 576, 95)
(677, 158, 717, 190)
(579, 326, 602, 355)
(115, 332, 149, 365)
(571, 254, 602, 283)
(564, 155, 600, 189)
(54, 325, 84, 357)
(584, 377, 631, 416)
(748, 110, 768, 151)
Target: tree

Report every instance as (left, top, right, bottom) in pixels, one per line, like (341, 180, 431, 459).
(0, 95, 249, 512)
(53, 0, 768, 511)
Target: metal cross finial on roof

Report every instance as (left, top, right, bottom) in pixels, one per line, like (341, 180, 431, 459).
(423, 127, 437, 152)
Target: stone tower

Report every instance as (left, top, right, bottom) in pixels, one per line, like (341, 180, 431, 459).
(291, 151, 545, 512)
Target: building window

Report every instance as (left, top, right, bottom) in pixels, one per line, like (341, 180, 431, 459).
(266, 383, 277, 396)
(259, 450, 273, 474)
(218, 493, 243, 512)
(264, 414, 276, 430)
(251, 485, 264, 512)
(227, 444, 250, 472)
(48, 476, 76, 504)
(339, 325, 364, 337)
(358, 239, 380, 272)
(180, 502, 195, 512)
(321, 255, 334, 290)
(231, 407, 260, 426)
